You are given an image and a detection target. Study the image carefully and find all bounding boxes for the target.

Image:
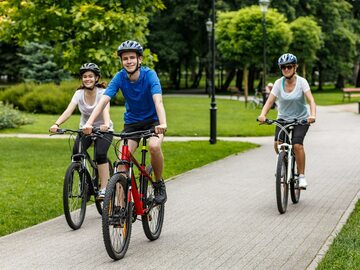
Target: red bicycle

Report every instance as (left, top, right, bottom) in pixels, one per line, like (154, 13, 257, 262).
(100, 129, 165, 260)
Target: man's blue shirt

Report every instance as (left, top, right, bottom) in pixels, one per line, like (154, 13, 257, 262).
(104, 67, 162, 124)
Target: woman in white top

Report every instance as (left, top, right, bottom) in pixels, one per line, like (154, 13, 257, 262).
(258, 53, 316, 189)
(50, 63, 113, 199)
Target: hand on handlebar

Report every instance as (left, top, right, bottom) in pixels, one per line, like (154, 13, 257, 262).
(307, 116, 316, 124)
(257, 115, 266, 124)
(49, 124, 59, 133)
(99, 124, 109, 132)
(82, 124, 93, 135)
(155, 124, 167, 134)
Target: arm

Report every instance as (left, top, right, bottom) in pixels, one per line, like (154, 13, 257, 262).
(82, 95, 111, 134)
(49, 102, 77, 133)
(305, 90, 316, 123)
(258, 93, 276, 122)
(100, 102, 111, 131)
(153, 93, 167, 134)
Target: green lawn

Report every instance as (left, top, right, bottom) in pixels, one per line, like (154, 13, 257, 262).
(316, 200, 360, 270)
(0, 96, 276, 136)
(0, 138, 257, 236)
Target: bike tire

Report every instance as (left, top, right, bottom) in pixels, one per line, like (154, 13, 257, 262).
(290, 156, 301, 204)
(102, 173, 132, 260)
(276, 151, 289, 214)
(63, 162, 87, 230)
(95, 159, 113, 215)
(141, 166, 165, 241)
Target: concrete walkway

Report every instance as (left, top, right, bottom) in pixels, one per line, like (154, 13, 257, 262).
(0, 104, 359, 270)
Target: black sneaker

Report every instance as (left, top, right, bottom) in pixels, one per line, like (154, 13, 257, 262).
(153, 180, 167, 204)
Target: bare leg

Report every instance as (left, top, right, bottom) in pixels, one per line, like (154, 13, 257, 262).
(98, 163, 110, 189)
(149, 134, 164, 181)
(293, 144, 305, 175)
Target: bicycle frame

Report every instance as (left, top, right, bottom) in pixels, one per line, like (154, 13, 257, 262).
(274, 122, 295, 184)
(118, 138, 154, 216)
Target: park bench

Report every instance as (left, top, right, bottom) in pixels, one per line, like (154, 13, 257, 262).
(342, 88, 360, 101)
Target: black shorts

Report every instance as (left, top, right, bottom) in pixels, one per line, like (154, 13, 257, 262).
(123, 119, 159, 143)
(274, 122, 309, 145)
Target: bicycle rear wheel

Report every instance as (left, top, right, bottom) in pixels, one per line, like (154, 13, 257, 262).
(102, 173, 132, 260)
(290, 156, 301, 204)
(63, 162, 87, 230)
(95, 159, 113, 215)
(141, 166, 165, 241)
(276, 152, 289, 214)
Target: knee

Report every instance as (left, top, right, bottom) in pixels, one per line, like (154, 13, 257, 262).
(293, 144, 304, 152)
(149, 141, 161, 155)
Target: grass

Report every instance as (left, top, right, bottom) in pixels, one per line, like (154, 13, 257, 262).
(0, 96, 277, 136)
(316, 200, 360, 270)
(0, 138, 257, 236)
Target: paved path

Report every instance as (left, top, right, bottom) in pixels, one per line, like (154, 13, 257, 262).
(0, 104, 359, 270)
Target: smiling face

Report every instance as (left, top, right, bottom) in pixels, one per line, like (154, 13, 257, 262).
(82, 71, 98, 89)
(280, 64, 297, 78)
(121, 51, 142, 73)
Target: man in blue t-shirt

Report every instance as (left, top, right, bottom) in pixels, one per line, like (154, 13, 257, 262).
(83, 40, 167, 204)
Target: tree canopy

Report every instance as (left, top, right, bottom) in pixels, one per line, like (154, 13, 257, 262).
(0, 0, 164, 77)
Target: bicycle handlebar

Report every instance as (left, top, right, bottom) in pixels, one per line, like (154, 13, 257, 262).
(95, 128, 157, 140)
(257, 118, 308, 126)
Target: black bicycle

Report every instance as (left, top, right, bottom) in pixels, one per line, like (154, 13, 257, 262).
(53, 129, 113, 230)
(259, 119, 308, 214)
(99, 128, 165, 260)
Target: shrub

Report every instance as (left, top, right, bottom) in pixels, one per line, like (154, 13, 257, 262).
(0, 102, 34, 129)
(0, 80, 125, 114)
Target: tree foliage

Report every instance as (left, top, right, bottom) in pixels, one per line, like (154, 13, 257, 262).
(19, 42, 70, 84)
(216, 6, 291, 69)
(289, 16, 322, 77)
(0, 0, 164, 77)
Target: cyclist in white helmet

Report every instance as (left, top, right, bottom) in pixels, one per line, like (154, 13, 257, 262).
(258, 53, 316, 189)
(50, 63, 113, 199)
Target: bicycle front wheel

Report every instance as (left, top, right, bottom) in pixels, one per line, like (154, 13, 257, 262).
(141, 166, 165, 241)
(290, 156, 301, 204)
(276, 152, 289, 214)
(102, 173, 132, 260)
(63, 162, 87, 230)
(95, 159, 113, 215)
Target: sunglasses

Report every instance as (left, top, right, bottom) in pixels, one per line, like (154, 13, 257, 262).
(280, 65, 294, 71)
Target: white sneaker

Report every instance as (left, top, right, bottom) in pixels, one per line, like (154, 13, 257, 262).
(299, 176, 308, 190)
(97, 188, 106, 200)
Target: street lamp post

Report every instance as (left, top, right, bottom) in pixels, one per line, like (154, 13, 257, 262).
(206, 0, 216, 144)
(259, 0, 270, 104)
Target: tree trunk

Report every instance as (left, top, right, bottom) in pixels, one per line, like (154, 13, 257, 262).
(355, 63, 360, 87)
(221, 68, 236, 91)
(335, 74, 344, 90)
(243, 67, 249, 107)
(318, 64, 323, 91)
(235, 68, 243, 92)
(190, 62, 203, 89)
(248, 66, 256, 94)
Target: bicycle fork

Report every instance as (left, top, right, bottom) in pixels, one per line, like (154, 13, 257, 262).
(277, 143, 293, 184)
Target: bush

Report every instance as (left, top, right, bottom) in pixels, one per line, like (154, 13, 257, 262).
(0, 80, 125, 114)
(0, 102, 34, 129)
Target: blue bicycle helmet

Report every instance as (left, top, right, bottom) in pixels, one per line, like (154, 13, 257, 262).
(117, 40, 143, 57)
(277, 53, 297, 67)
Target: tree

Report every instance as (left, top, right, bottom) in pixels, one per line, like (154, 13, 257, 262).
(0, 0, 164, 77)
(289, 17, 322, 79)
(19, 42, 70, 84)
(0, 42, 25, 82)
(216, 6, 291, 99)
